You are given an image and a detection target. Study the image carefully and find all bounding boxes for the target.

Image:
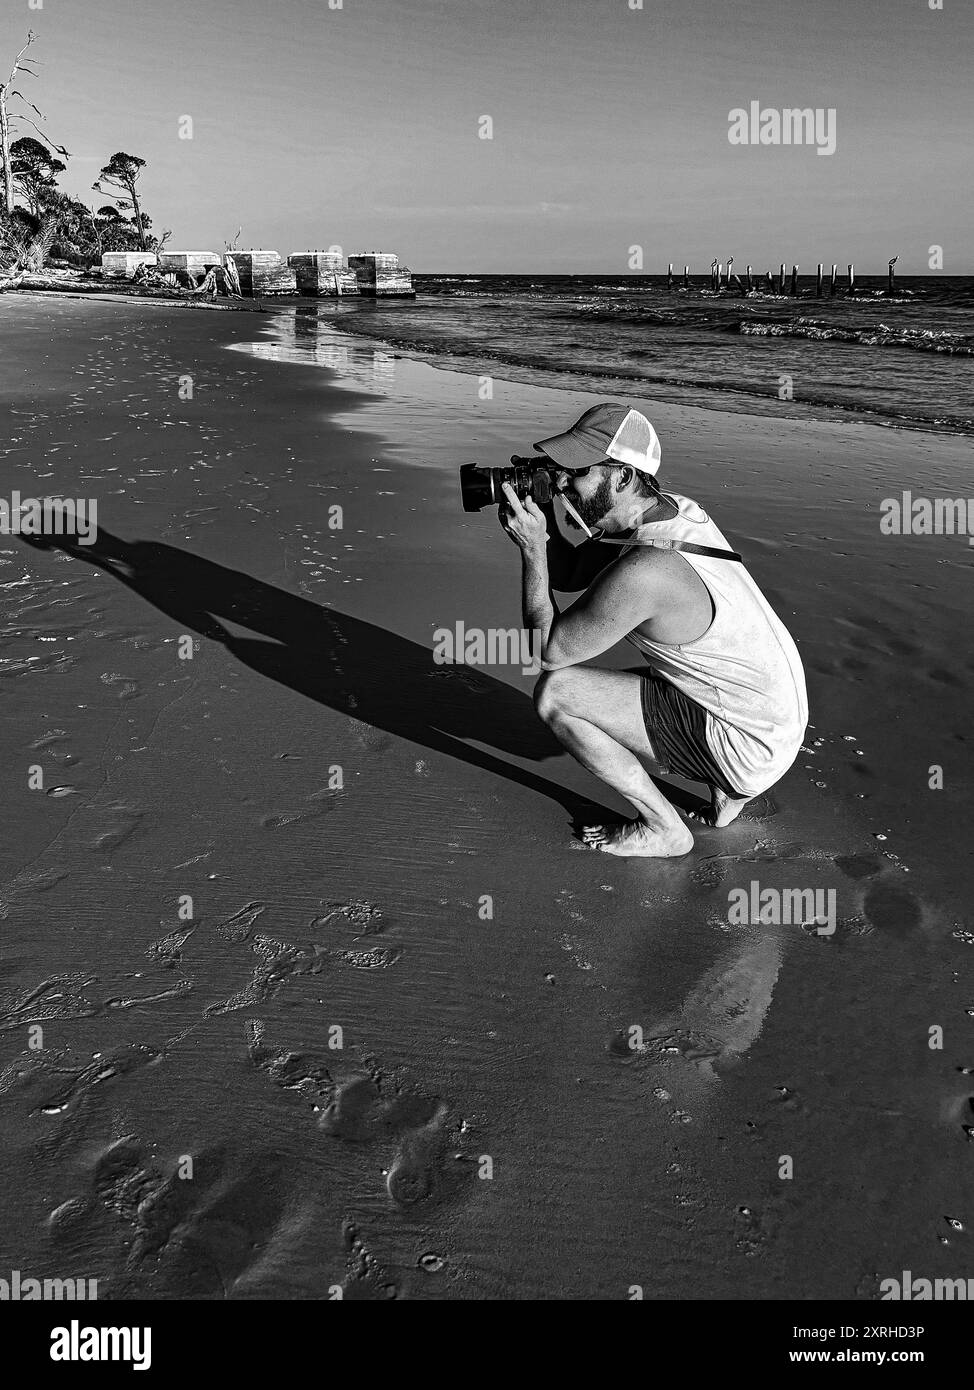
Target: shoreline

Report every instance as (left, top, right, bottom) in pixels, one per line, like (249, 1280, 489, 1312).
(9, 283, 972, 436)
(0, 294, 971, 1299)
(324, 303, 973, 439)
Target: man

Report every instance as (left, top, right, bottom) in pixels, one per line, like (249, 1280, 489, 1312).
(499, 402, 808, 857)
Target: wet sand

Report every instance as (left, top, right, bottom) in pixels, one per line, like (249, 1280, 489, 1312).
(0, 293, 971, 1299)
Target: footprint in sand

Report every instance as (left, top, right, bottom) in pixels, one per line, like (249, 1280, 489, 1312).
(246, 1018, 334, 1106)
(34, 1043, 162, 1118)
(341, 1219, 400, 1301)
(735, 792, 778, 823)
(205, 915, 400, 1016)
(259, 787, 341, 830)
(426, 666, 488, 694)
(861, 880, 923, 937)
(204, 934, 321, 1017)
(215, 901, 265, 942)
(12, 866, 71, 894)
(355, 726, 394, 754)
(311, 900, 385, 937)
(85, 1136, 291, 1296)
(145, 923, 198, 968)
(247, 1021, 471, 1214)
(320, 1065, 469, 1211)
(834, 852, 884, 881)
(337, 944, 403, 969)
(0, 971, 100, 1031)
(99, 671, 141, 701)
(690, 857, 730, 889)
(30, 730, 79, 767)
(942, 1087, 974, 1143)
(86, 803, 145, 854)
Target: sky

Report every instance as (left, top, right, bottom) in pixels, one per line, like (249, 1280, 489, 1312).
(2, 0, 971, 273)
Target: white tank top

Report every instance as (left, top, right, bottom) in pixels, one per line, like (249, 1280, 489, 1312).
(619, 493, 808, 796)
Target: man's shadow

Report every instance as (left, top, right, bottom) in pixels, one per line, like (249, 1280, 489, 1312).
(25, 529, 637, 826)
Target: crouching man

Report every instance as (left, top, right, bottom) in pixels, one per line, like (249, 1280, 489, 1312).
(499, 402, 808, 857)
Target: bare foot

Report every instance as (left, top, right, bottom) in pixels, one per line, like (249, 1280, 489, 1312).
(686, 787, 752, 829)
(582, 818, 694, 858)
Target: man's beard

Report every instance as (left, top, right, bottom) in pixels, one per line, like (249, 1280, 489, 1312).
(566, 476, 614, 529)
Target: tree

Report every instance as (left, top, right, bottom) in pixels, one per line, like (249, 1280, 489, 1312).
(93, 152, 149, 251)
(10, 135, 65, 216)
(0, 31, 68, 217)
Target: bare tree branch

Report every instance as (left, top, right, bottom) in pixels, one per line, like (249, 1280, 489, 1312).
(6, 31, 37, 89)
(8, 113, 68, 157)
(11, 92, 47, 117)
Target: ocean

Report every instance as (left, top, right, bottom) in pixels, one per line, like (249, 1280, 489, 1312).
(319, 274, 974, 435)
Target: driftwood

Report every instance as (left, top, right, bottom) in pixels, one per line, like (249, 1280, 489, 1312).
(131, 256, 240, 299)
(223, 255, 241, 296)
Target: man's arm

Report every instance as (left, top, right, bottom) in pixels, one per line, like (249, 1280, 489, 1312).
(499, 484, 658, 671)
(498, 485, 562, 656)
(539, 500, 619, 592)
(542, 550, 657, 671)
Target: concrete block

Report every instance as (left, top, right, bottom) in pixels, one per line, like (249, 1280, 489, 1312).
(101, 252, 157, 280)
(225, 251, 297, 296)
(158, 251, 223, 277)
(348, 252, 414, 297)
(288, 253, 360, 296)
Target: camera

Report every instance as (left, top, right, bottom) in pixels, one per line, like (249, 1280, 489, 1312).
(459, 457, 555, 513)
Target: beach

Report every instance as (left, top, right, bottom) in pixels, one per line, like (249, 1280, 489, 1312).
(0, 291, 971, 1300)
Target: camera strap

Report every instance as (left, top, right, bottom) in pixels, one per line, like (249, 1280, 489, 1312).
(590, 533, 744, 563)
(555, 495, 743, 562)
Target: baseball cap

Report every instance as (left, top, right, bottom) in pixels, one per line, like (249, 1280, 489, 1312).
(534, 402, 662, 475)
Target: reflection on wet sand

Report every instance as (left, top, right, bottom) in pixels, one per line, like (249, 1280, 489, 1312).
(653, 933, 783, 1075)
(230, 309, 397, 387)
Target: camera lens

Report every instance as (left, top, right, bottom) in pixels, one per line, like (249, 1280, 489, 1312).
(459, 464, 497, 512)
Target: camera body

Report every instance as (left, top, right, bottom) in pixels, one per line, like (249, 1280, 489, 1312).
(459, 456, 555, 513)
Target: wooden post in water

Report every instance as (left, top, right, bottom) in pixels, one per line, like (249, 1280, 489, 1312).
(683, 265, 690, 288)
(888, 256, 898, 294)
(716, 262, 723, 289)
(790, 264, 799, 295)
(746, 264, 753, 291)
(830, 263, 837, 296)
(667, 262, 673, 291)
(816, 263, 823, 297)
(847, 263, 855, 293)
(778, 262, 785, 294)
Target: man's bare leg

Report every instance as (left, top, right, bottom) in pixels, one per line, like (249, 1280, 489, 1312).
(535, 666, 693, 858)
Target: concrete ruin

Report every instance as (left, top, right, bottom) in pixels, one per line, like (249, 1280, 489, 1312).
(348, 252, 415, 297)
(101, 252, 157, 279)
(224, 251, 297, 296)
(158, 251, 223, 278)
(288, 252, 359, 297)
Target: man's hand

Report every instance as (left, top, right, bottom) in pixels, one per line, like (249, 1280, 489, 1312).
(498, 482, 548, 553)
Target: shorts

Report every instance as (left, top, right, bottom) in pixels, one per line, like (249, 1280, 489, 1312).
(640, 673, 745, 799)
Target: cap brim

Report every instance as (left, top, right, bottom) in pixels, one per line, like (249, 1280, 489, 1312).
(532, 430, 607, 472)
